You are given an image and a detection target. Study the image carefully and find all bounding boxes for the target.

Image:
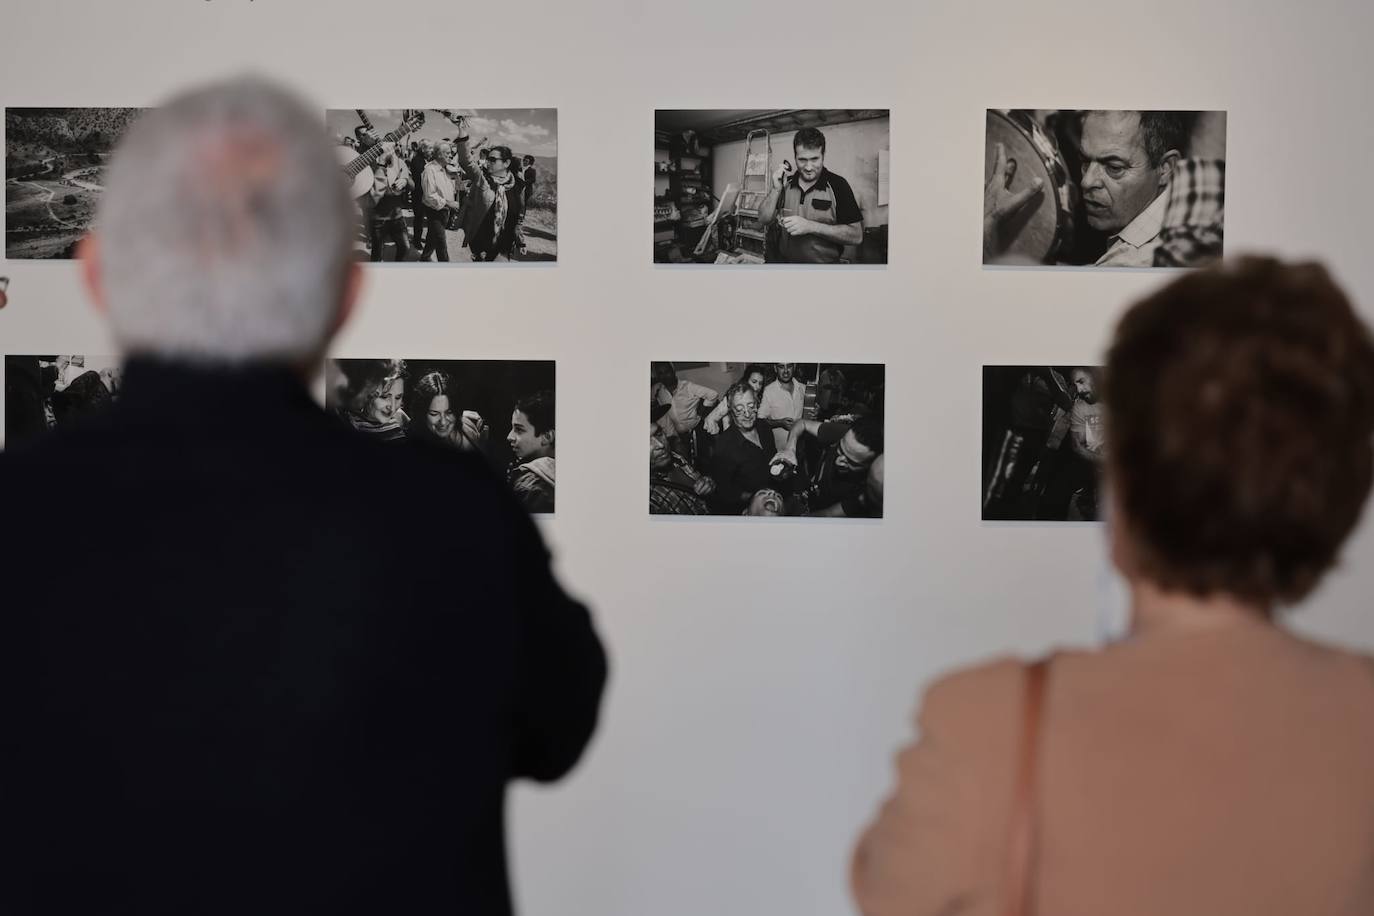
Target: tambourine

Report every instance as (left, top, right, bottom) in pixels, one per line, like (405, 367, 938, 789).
(984, 110, 1076, 264)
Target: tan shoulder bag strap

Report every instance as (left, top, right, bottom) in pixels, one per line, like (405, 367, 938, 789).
(1005, 658, 1051, 916)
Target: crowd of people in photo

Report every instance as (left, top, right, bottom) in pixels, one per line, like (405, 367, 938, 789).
(649, 361, 885, 517)
(4, 355, 123, 446)
(982, 365, 1104, 521)
(341, 113, 539, 263)
(327, 358, 555, 513)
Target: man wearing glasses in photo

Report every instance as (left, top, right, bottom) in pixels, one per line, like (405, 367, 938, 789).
(451, 116, 529, 262)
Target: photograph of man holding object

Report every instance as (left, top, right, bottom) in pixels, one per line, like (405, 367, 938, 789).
(652, 109, 887, 264)
(982, 109, 1225, 268)
(757, 127, 864, 264)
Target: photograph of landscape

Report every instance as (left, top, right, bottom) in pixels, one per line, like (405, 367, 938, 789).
(5, 107, 144, 260)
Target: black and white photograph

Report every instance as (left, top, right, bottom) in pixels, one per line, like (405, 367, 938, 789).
(654, 110, 889, 265)
(326, 358, 556, 514)
(982, 365, 1105, 522)
(5, 107, 144, 259)
(649, 361, 884, 517)
(983, 109, 1226, 268)
(4, 355, 123, 446)
(325, 108, 557, 263)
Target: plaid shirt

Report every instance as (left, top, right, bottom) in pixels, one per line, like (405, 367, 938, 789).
(1154, 158, 1225, 267)
(649, 455, 711, 515)
(649, 481, 710, 515)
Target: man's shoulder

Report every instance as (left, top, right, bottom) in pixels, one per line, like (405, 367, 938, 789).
(714, 424, 747, 451)
(822, 169, 854, 192)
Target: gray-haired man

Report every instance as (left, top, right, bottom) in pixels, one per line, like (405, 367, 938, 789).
(0, 77, 605, 915)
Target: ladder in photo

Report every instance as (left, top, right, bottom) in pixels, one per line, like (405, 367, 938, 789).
(732, 129, 772, 260)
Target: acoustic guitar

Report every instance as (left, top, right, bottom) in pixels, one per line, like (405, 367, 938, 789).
(337, 109, 426, 199)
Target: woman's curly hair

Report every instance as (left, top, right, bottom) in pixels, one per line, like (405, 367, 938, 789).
(1105, 257, 1374, 607)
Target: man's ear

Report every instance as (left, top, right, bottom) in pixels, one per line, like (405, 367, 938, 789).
(1157, 150, 1182, 192)
(542, 429, 555, 450)
(77, 234, 107, 316)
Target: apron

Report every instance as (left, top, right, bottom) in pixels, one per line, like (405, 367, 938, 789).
(777, 174, 845, 263)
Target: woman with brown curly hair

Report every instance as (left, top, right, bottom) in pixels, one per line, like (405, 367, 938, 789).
(854, 258, 1374, 916)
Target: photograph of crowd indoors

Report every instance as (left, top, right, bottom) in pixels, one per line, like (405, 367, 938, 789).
(326, 359, 556, 514)
(326, 108, 557, 263)
(650, 361, 885, 518)
(4, 355, 123, 447)
(982, 366, 1104, 522)
(983, 110, 1226, 268)
(654, 110, 889, 265)
(6, 108, 144, 259)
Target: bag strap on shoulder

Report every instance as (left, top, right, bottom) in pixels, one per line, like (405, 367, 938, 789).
(1005, 657, 1051, 916)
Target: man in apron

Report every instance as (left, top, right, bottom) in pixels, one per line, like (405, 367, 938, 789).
(758, 127, 864, 263)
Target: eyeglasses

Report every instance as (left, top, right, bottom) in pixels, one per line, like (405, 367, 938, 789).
(485, 155, 507, 164)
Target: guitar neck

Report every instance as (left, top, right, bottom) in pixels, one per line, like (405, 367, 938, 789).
(344, 124, 414, 179)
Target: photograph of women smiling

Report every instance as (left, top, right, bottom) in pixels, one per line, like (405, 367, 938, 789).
(326, 358, 555, 512)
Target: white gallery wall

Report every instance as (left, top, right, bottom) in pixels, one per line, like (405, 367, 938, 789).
(3, 1, 1373, 914)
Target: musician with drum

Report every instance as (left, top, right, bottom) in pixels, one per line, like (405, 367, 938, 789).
(984, 110, 1198, 267)
(758, 126, 865, 264)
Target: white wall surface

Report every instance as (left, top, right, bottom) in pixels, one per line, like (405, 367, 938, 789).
(2, 1, 1373, 914)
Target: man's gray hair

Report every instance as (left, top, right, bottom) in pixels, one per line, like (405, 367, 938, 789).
(97, 76, 354, 364)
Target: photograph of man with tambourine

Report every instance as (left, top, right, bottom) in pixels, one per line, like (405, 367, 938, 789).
(983, 109, 1226, 268)
(326, 108, 559, 264)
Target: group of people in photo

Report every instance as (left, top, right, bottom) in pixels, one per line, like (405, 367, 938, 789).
(340, 111, 538, 263)
(4, 355, 122, 446)
(327, 358, 555, 513)
(649, 361, 885, 517)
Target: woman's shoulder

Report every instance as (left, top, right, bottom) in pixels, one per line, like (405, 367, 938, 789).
(916, 655, 1044, 736)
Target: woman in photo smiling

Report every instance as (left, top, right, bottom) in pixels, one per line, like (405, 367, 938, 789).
(330, 358, 410, 443)
(408, 369, 488, 452)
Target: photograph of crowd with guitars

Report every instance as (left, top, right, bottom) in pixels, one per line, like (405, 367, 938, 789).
(983, 109, 1226, 268)
(325, 358, 557, 513)
(982, 365, 1105, 522)
(654, 110, 890, 265)
(325, 108, 558, 263)
(649, 361, 884, 517)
